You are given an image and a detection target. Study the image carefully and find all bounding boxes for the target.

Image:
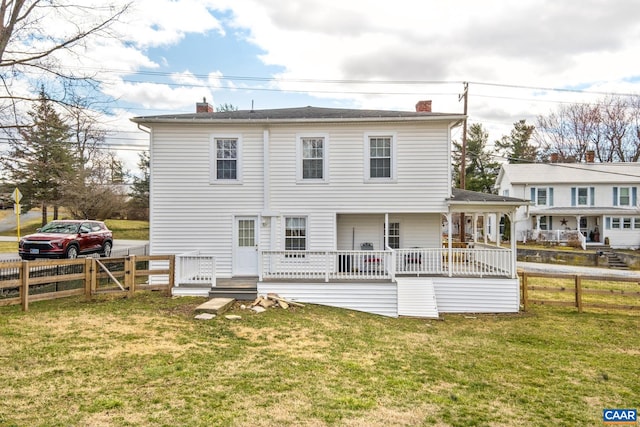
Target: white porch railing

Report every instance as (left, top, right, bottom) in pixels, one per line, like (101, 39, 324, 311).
(526, 229, 586, 250)
(175, 251, 216, 287)
(260, 247, 513, 281)
(260, 250, 392, 281)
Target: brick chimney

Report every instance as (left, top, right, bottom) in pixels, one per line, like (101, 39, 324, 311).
(585, 150, 595, 163)
(415, 100, 432, 112)
(196, 97, 213, 113)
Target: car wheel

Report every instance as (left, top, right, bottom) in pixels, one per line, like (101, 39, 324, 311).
(65, 245, 79, 259)
(101, 241, 112, 258)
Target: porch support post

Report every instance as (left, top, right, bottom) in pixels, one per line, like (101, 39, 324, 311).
(483, 213, 488, 244)
(447, 213, 453, 277)
(472, 213, 478, 242)
(509, 211, 517, 279)
(384, 213, 389, 249)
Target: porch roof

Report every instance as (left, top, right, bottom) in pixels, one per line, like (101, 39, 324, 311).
(447, 189, 529, 213)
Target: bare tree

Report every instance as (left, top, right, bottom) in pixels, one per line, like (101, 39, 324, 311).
(0, 0, 130, 128)
(62, 98, 128, 219)
(535, 95, 640, 163)
(535, 103, 600, 162)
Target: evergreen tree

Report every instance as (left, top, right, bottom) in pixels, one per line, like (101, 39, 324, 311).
(495, 119, 538, 163)
(453, 123, 501, 193)
(3, 88, 74, 226)
(128, 151, 150, 219)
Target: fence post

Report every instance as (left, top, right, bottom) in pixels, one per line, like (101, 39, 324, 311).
(575, 275, 583, 313)
(127, 256, 136, 298)
(84, 258, 93, 301)
(20, 261, 29, 312)
(521, 271, 528, 312)
(167, 255, 175, 296)
(90, 258, 97, 295)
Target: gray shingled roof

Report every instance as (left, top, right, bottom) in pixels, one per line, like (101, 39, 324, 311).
(131, 105, 464, 124)
(448, 188, 528, 205)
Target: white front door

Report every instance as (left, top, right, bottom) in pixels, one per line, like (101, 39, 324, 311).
(234, 217, 258, 276)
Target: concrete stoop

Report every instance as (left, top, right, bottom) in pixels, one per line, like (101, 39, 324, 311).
(195, 298, 235, 315)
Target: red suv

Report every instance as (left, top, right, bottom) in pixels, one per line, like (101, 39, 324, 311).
(19, 220, 113, 260)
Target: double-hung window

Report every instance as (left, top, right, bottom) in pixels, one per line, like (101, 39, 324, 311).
(285, 217, 307, 252)
(297, 134, 328, 182)
(613, 186, 636, 206)
(571, 187, 595, 206)
(530, 187, 554, 206)
(211, 136, 241, 183)
(365, 133, 396, 181)
(387, 222, 400, 249)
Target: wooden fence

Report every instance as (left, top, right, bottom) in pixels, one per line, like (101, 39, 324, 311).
(0, 255, 174, 312)
(519, 271, 640, 313)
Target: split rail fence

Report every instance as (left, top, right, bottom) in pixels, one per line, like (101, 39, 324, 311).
(519, 271, 640, 313)
(0, 255, 174, 312)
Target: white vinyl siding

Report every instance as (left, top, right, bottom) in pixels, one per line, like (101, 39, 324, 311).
(149, 125, 263, 276)
(270, 124, 449, 213)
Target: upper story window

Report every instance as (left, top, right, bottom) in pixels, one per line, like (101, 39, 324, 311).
(297, 134, 328, 182)
(365, 133, 396, 181)
(530, 187, 553, 206)
(210, 136, 241, 183)
(572, 187, 594, 206)
(613, 186, 637, 206)
(502, 189, 510, 197)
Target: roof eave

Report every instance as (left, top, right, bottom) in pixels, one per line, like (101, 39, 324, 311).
(130, 114, 465, 125)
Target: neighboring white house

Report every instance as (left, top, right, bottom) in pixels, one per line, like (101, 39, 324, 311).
(495, 159, 640, 249)
(131, 100, 527, 317)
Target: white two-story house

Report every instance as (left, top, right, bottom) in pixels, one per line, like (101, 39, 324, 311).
(496, 158, 640, 249)
(132, 100, 527, 317)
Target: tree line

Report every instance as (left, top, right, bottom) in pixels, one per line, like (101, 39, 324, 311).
(453, 94, 640, 194)
(1, 88, 149, 224)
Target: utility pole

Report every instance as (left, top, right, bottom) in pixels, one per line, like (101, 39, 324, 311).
(459, 82, 468, 190)
(458, 82, 468, 242)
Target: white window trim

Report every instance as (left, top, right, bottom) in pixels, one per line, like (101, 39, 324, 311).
(576, 187, 589, 206)
(296, 133, 329, 183)
(364, 132, 397, 183)
(618, 187, 631, 206)
(283, 215, 308, 252)
(210, 135, 243, 184)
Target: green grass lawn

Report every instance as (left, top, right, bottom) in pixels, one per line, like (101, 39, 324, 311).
(0, 293, 638, 426)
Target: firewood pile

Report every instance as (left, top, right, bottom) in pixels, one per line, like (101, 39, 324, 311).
(245, 293, 305, 312)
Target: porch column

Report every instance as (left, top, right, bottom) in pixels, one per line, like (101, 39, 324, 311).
(447, 213, 453, 277)
(384, 213, 389, 249)
(509, 211, 517, 279)
(472, 213, 478, 242)
(483, 212, 488, 244)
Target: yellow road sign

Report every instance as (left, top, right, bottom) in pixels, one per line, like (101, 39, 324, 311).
(12, 187, 22, 203)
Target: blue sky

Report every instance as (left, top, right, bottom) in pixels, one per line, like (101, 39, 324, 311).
(5, 0, 640, 174)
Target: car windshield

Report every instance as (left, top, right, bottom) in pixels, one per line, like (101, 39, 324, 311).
(39, 222, 80, 234)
